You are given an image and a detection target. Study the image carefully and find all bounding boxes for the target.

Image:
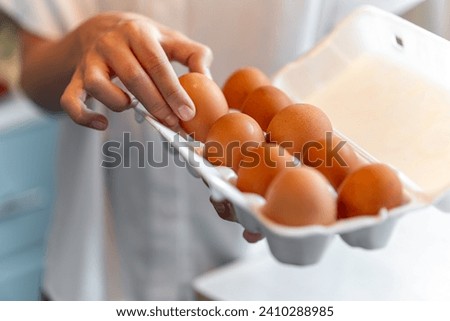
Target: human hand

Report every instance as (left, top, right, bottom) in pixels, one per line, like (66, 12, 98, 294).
(210, 197, 264, 243)
(60, 12, 212, 130)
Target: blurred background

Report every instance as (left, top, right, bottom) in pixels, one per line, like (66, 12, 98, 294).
(0, 13, 58, 300)
(0, 0, 449, 300)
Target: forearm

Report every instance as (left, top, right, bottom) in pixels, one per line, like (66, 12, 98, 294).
(19, 30, 80, 112)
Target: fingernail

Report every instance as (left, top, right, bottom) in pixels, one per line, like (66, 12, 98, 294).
(178, 105, 195, 121)
(164, 114, 179, 127)
(91, 120, 107, 130)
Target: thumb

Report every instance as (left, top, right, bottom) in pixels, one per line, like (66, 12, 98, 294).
(60, 70, 108, 130)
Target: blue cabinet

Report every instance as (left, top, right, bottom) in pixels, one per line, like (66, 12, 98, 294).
(0, 99, 58, 300)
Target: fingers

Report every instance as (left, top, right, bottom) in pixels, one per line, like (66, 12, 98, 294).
(61, 17, 214, 130)
(210, 197, 236, 222)
(60, 69, 108, 130)
(104, 45, 182, 128)
(162, 32, 213, 77)
(185, 44, 213, 77)
(61, 60, 131, 131)
(243, 230, 264, 243)
(83, 59, 131, 111)
(209, 197, 264, 243)
(129, 32, 196, 121)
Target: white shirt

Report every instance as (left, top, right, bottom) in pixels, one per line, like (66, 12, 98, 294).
(0, 0, 423, 300)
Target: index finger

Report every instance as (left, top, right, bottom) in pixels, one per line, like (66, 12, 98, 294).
(162, 32, 213, 77)
(130, 32, 197, 122)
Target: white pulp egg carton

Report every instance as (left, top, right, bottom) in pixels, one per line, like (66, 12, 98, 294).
(135, 6, 450, 265)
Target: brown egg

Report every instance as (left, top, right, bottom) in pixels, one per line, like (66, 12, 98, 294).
(262, 167, 337, 226)
(204, 113, 265, 172)
(236, 143, 297, 196)
(179, 72, 228, 142)
(241, 86, 293, 131)
(222, 67, 271, 110)
(302, 134, 362, 189)
(266, 104, 333, 158)
(337, 163, 404, 219)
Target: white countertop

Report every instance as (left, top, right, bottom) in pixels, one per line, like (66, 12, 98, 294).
(193, 206, 450, 300)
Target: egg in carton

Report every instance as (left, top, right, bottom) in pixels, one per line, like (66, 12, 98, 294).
(134, 6, 450, 265)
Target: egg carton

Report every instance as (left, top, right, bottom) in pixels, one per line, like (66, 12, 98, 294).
(134, 6, 450, 265)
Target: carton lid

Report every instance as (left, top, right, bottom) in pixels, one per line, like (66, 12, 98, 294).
(273, 6, 450, 210)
